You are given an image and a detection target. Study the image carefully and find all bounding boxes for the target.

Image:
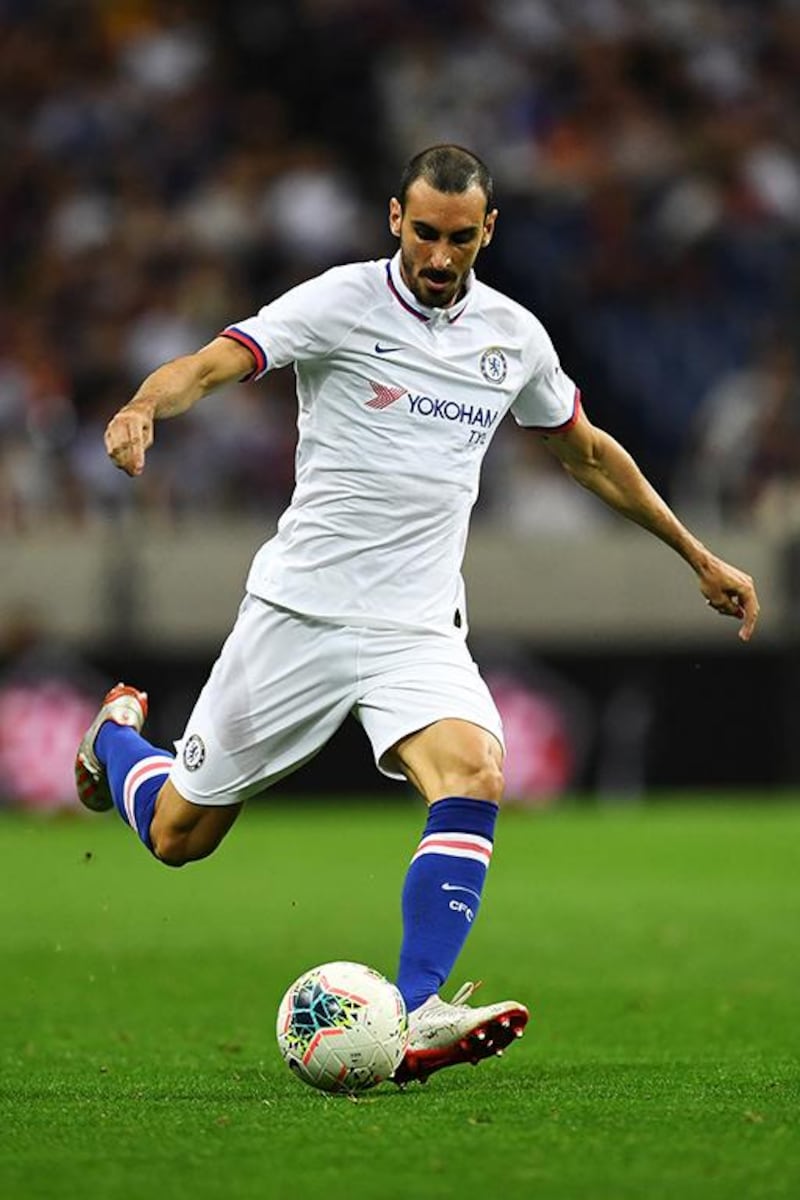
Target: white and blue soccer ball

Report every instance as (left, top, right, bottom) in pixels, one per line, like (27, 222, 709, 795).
(276, 961, 408, 1093)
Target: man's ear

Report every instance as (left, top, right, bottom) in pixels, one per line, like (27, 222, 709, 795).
(482, 208, 498, 247)
(389, 197, 402, 238)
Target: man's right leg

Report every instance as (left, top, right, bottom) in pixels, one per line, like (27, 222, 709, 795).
(149, 779, 241, 867)
(76, 683, 241, 867)
(78, 600, 361, 866)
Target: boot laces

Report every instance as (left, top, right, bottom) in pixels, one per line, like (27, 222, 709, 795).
(448, 980, 483, 1007)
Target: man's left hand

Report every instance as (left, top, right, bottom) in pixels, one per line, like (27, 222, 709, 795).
(699, 557, 760, 642)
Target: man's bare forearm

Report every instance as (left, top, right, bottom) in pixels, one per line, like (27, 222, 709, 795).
(124, 355, 216, 420)
(105, 337, 254, 476)
(563, 430, 710, 571)
(546, 414, 758, 639)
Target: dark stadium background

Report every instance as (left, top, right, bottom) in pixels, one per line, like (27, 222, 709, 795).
(3, 10, 800, 1200)
(2, 0, 800, 805)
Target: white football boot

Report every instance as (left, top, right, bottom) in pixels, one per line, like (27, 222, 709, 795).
(75, 683, 148, 812)
(393, 981, 529, 1084)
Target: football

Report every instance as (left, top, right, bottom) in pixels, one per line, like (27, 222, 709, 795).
(276, 961, 409, 1093)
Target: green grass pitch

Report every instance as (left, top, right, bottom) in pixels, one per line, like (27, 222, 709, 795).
(1, 798, 799, 1200)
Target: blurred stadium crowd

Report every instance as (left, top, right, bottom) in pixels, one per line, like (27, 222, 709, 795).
(2, 0, 800, 533)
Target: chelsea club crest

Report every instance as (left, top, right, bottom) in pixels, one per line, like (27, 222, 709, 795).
(183, 733, 206, 771)
(480, 347, 508, 384)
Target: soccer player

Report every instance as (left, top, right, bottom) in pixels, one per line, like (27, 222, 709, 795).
(76, 145, 759, 1083)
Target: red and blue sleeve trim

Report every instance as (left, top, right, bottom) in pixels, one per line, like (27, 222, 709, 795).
(220, 327, 268, 380)
(529, 387, 582, 435)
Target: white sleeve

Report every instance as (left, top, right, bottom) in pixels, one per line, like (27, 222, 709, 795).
(511, 325, 580, 431)
(220, 270, 343, 381)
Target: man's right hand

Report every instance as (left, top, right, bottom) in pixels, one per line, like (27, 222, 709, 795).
(102, 337, 257, 477)
(104, 403, 155, 476)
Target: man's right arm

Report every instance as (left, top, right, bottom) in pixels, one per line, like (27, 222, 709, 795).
(105, 336, 256, 476)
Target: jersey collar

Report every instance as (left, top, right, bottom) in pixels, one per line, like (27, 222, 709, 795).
(386, 252, 473, 325)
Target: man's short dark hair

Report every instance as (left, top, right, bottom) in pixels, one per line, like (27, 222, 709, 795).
(398, 145, 495, 212)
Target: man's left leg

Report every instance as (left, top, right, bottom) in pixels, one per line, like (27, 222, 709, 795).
(390, 718, 528, 1082)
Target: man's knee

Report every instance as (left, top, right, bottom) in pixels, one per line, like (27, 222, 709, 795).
(150, 792, 198, 867)
(457, 757, 504, 804)
(150, 828, 192, 868)
(435, 752, 504, 804)
(150, 819, 226, 867)
(149, 790, 242, 867)
(395, 719, 506, 805)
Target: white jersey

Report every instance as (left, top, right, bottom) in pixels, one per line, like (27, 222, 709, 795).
(222, 252, 579, 636)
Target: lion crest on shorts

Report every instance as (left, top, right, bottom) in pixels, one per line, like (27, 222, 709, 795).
(182, 733, 206, 771)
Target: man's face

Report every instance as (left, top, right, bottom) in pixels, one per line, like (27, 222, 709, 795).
(389, 179, 497, 309)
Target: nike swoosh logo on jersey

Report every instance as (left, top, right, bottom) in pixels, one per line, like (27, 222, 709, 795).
(374, 343, 404, 355)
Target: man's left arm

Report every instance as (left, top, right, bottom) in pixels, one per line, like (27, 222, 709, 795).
(541, 407, 760, 641)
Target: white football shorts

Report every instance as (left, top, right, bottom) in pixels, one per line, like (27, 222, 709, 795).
(169, 594, 504, 806)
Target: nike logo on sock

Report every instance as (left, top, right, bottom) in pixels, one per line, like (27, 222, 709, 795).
(441, 883, 482, 902)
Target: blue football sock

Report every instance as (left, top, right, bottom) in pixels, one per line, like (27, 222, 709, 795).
(396, 796, 499, 1014)
(95, 721, 174, 853)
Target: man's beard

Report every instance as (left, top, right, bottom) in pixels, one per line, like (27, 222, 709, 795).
(401, 251, 460, 308)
